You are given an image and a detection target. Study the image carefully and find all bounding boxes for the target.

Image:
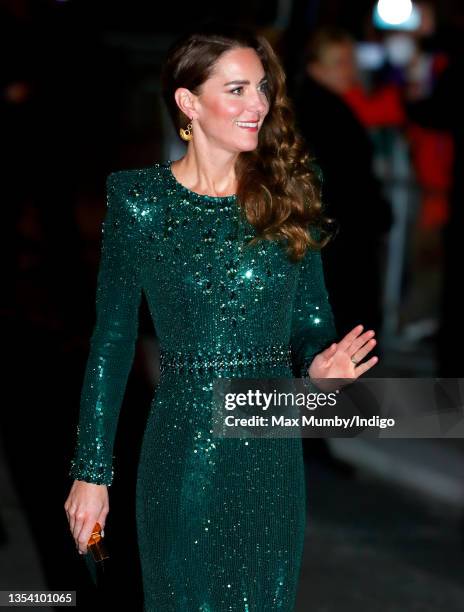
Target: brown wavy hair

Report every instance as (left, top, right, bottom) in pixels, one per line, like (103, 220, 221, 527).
(160, 21, 336, 262)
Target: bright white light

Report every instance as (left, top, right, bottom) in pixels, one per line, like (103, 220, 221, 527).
(377, 0, 413, 25)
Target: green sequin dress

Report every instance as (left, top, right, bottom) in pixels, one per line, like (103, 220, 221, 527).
(69, 160, 338, 611)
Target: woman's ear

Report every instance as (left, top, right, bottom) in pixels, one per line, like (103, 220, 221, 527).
(174, 87, 197, 121)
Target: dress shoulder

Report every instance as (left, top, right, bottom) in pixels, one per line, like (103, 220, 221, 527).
(105, 164, 166, 210)
(102, 166, 166, 244)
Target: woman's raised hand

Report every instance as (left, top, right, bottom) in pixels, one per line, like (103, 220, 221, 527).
(308, 324, 378, 389)
(64, 480, 109, 555)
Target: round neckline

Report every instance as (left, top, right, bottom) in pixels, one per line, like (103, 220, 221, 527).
(164, 159, 237, 202)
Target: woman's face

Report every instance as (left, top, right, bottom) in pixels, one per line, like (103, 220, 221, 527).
(184, 47, 270, 153)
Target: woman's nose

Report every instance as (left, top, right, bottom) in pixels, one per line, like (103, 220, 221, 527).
(248, 91, 268, 114)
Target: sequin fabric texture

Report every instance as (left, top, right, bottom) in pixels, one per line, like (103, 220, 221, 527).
(69, 160, 338, 611)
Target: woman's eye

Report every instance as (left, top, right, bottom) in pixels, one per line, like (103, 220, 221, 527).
(230, 83, 268, 95)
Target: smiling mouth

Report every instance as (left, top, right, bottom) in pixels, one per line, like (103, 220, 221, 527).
(236, 121, 259, 129)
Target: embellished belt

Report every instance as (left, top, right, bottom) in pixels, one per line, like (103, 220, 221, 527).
(159, 343, 293, 376)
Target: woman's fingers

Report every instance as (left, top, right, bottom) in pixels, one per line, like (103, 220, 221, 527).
(70, 516, 76, 537)
(72, 513, 84, 548)
(349, 330, 376, 355)
(97, 510, 107, 534)
(354, 355, 378, 377)
(323, 343, 337, 358)
(336, 324, 365, 351)
(76, 517, 96, 554)
(352, 337, 377, 363)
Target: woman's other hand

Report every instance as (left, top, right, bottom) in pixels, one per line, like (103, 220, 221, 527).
(308, 324, 378, 391)
(64, 480, 109, 554)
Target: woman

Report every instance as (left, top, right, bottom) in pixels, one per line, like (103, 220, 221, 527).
(64, 22, 378, 611)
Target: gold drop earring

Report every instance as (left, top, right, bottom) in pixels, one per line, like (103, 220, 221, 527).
(179, 118, 193, 141)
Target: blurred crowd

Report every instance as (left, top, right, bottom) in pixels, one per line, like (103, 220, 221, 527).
(287, 1, 462, 378)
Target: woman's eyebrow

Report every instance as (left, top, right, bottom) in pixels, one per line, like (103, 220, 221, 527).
(223, 76, 268, 86)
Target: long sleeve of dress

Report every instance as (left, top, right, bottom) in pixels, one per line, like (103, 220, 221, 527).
(290, 243, 338, 380)
(69, 172, 143, 486)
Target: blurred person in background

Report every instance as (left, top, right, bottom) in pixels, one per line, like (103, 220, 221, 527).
(338, 2, 454, 342)
(293, 25, 393, 344)
(331, 2, 453, 345)
(292, 25, 392, 477)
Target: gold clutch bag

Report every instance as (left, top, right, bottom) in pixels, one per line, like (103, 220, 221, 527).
(83, 522, 110, 586)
